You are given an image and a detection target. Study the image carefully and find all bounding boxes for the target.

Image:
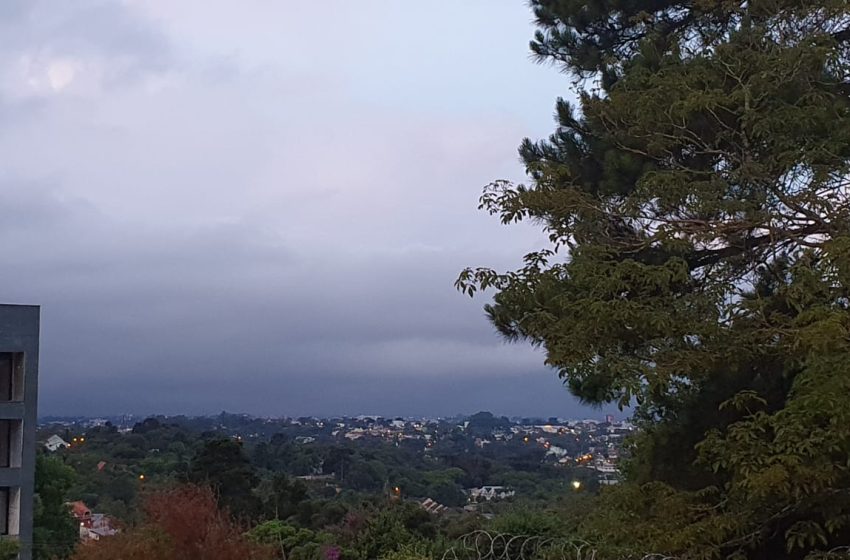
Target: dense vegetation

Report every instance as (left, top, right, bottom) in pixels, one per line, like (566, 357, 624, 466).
(456, 0, 850, 558)
(33, 413, 598, 560)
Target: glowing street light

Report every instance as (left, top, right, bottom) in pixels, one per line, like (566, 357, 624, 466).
(571, 480, 582, 490)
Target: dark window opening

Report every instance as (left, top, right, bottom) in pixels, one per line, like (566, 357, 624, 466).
(0, 353, 23, 402)
(0, 488, 9, 536)
(0, 422, 9, 468)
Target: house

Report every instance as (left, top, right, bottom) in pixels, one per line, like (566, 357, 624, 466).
(69, 501, 92, 526)
(594, 461, 620, 485)
(80, 514, 118, 542)
(545, 445, 569, 458)
(420, 498, 447, 514)
(69, 502, 119, 542)
(467, 486, 515, 502)
(44, 435, 70, 452)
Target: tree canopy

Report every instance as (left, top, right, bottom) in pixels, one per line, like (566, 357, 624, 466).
(188, 439, 259, 519)
(459, 0, 850, 557)
(33, 455, 79, 560)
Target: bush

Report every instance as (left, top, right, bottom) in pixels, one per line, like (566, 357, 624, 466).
(0, 539, 19, 560)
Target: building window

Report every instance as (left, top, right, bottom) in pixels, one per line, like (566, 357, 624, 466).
(0, 353, 23, 402)
(0, 488, 8, 536)
(0, 422, 8, 468)
(0, 421, 21, 469)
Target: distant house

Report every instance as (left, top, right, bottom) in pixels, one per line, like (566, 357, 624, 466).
(45, 435, 70, 452)
(545, 445, 569, 458)
(69, 500, 92, 540)
(68, 501, 119, 541)
(594, 461, 620, 485)
(295, 474, 334, 482)
(68, 501, 91, 526)
(82, 514, 118, 541)
(420, 498, 447, 514)
(467, 486, 515, 502)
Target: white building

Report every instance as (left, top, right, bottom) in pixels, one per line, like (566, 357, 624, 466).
(594, 461, 620, 485)
(44, 435, 69, 452)
(467, 486, 515, 502)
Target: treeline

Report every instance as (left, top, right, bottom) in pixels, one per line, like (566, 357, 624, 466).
(45, 416, 579, 516)
(31, 416, 587, 559)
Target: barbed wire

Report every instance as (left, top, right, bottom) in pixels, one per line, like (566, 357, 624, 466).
(440, 531, 850, 560)
(441, 531, 597, 560)
(810, 546, 850, 559)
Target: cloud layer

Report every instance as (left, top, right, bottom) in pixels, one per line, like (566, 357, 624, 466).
(0, 1, 607, 418)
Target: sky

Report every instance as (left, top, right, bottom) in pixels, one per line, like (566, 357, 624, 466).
(0, 1, 613, 419)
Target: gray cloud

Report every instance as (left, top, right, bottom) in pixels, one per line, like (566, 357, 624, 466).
(0, 1, 614, 419)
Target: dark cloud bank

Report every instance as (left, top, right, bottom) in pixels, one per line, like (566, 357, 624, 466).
(1, 1, 616, 419)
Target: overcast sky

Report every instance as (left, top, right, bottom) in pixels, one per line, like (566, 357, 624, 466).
(0, 1, 613, 419)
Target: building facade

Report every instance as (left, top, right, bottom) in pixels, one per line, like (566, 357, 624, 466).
(0, 305, 39, 560)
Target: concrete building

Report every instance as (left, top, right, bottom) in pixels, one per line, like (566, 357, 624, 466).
(0, 305, 39, 560)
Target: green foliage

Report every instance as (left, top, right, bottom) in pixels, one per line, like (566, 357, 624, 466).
(458, 0, 850, 557)
(0, 539, 19, 560)
(247, 520, 333, 560)
(33, 454, 79, 560)
(379, 543, 434, 560)
(351, 507, 420, 560)
(465, 412, 511, 436)
(189, 438, 260, 519)
(255, 473, 309, 522)
(488, 509, 568, 538)
(39, 414, 616, 559)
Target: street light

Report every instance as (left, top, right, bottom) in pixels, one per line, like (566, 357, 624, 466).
(571, 480, 581, 490)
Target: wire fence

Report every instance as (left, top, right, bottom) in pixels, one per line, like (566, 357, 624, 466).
(441, 531, 597, 560)
(439, 531, 850, 560)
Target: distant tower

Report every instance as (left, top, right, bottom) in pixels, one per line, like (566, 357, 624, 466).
(0, 305, 39, 560)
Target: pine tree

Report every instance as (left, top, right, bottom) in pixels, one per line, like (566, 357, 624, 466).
(459, 1, 850, 557)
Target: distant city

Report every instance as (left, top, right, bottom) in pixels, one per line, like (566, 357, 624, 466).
(39, 411, 632, 490)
